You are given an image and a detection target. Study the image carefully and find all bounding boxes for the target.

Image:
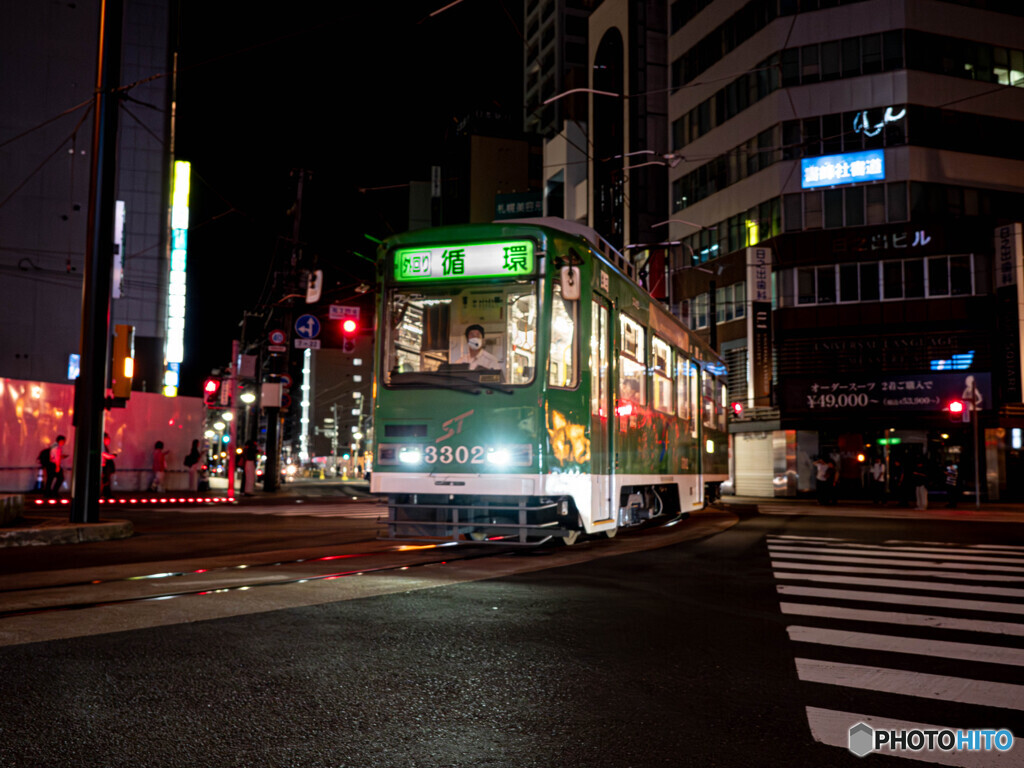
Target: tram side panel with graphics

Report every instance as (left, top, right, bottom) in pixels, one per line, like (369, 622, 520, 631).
(372, 220, 728, 544)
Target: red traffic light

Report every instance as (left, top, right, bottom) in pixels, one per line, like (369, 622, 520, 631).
(948, 399, 966, 422)
(203, 378, 222, 407)
(731, 401, 744, 417)
(341, 318, 357, 334)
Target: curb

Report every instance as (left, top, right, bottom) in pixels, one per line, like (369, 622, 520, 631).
(0, 518, 134, 548)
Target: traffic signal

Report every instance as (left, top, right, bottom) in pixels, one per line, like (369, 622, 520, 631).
(341, 316, 358, 353)
(111, 324, 135, 398)
(203, 378, 222, 407)
(731, 401, 744, 418)
(948, 399, 965, 422)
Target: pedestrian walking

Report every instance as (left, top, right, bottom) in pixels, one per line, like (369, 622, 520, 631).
(813, 457, 830, 505)
(944, 462, 960, 508)
(184, 439, 203, 492)
(912, 459, 929, 510)
(869, 457, 887, 505)
(150, 441, 170, 493)
(826, 458, 839, 505)
(242, 440, 258, 495)
(44, 435, 70, 497)
(101, 432, 117, 497)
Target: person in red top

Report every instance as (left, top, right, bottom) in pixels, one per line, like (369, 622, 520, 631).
(46, 435, 70, 497)
(150, 440, 170, 493)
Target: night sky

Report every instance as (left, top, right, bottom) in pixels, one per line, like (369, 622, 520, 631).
(174, 1, 525, 393)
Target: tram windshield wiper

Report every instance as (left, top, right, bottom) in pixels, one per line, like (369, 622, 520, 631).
(388, 371, 482, 395)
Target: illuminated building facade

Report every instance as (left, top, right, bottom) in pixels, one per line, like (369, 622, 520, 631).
(664, 0, 1024, 499)
(0, 1, 178, 394)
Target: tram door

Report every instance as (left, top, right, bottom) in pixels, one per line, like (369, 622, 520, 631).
(590, 298, 614, 522)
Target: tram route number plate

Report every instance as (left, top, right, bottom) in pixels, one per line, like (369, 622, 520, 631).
(420, 444, 530, 466)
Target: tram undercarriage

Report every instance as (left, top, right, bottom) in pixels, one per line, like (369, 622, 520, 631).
(383, 483, 688, 546)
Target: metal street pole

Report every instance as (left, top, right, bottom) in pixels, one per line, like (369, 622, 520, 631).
(71, 0, 123, 524)
(971, 379, 981, 510)
(226, 340, 239, 500)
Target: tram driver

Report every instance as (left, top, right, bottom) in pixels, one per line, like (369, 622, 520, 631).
(454, 324, 501, 371)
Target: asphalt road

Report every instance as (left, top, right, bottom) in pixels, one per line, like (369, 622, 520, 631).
(1, 512, 1022, 767)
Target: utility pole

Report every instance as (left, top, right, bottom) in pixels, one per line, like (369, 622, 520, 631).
(263, 170, 308, 489)
(71, 0, 123, 524)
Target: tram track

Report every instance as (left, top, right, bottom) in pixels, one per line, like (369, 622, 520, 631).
(0, 542, 517, 621)
(0, 511, 737, 634)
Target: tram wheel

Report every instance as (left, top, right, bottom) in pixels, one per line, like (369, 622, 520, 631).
(558, 529, 581, 546)
(604, 527, 618, 539)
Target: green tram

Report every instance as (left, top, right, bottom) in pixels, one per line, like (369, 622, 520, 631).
(371, 218, 729, 544)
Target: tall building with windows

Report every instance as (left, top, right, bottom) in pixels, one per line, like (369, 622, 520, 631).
(0, 1, 175, 392)
(665, 0, 1024, 498)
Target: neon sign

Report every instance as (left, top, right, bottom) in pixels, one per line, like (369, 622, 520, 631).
(853, 106, 906, 138)
(801, 150, 884, 189)
(163, 160, 190, 397)
(394, 240, 535, 282)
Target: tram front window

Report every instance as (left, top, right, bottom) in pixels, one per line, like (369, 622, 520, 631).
(385, 284, 537, 387)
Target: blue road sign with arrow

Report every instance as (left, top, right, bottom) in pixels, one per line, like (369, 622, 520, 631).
(295, 314, 321, 339)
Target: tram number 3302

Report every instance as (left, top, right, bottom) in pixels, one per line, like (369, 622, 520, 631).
(425, 445, 487, 464)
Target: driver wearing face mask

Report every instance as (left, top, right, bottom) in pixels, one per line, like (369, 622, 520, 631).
(454, 324, 501, 370)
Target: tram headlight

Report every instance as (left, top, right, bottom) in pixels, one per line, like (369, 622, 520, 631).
(486, 447, 511, 466)
(398, 447, 422, 465)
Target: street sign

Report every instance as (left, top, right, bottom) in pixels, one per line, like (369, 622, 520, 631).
(330, 305, 360, 320)
(269, 329, 287, 345)
(295, 314, 321, 339)
(295, 339, 321, 350)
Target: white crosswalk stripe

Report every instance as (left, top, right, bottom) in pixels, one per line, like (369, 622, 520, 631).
(767, 534, 1024, 766)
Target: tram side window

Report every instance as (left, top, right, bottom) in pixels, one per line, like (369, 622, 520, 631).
(676, 356, 690, 421)
(507, 291, 537, 385)
(652, 336, 674, 414)
(590, 301, 609, 415)
(548, 283, 578, 388)
(677, 356, 699, 438)
(718, 380, 728, 431)
(702, 369, 717, 429)
(619, 314, 646, 404)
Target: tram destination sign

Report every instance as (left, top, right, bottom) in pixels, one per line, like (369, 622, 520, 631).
(782, 372, 991, 414)
(394, 240, 535, 282)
